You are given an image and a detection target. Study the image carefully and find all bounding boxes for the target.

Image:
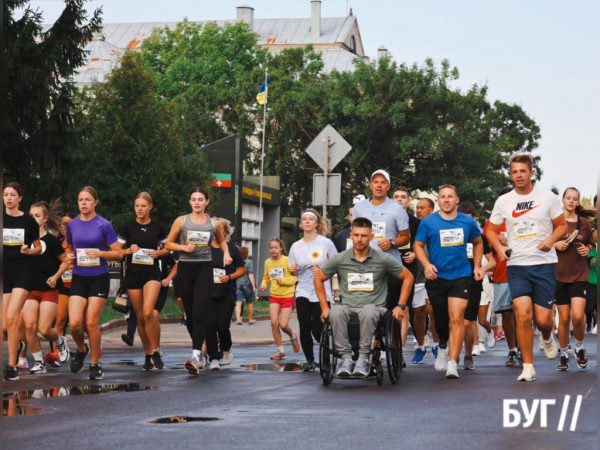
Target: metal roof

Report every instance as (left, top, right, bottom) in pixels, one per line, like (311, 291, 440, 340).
(73, 36, 123, 85)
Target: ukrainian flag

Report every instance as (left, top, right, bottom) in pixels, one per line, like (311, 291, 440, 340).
(256, 76, 270, 105)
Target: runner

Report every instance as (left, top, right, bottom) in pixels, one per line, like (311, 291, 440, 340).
(289, 209, 337, 372)
(486, 154, 567, 381)
(414, 185, 484, 379)
(457, 202, 496, 370)
(333, 195, 365, 253)
(65, 186, 121, 380)
(235, 246, 257, 325)
(259, 238, 299, 362)
(22, 200, 71, 373)
(554, 187, 595, 371)
(117, 192, 169, 371)
(3, 182, 42, 381)
(165, 187, 232, 375)
(206, 218, 246, 370)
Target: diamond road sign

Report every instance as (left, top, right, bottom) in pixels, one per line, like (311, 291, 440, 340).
(306, 125, 352, 171)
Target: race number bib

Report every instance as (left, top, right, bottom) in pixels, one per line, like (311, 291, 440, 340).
(348, 273, 374, 292)
(269, 267, 285, 280)
(440, 229, 464, 247)
(213, 268, 226, 283)
(3, 228, 25, 246)
(346, 238, 353, 249)
(372, 222, 386, 240)
(187, 231, 210, 247)
(466, 243, 473, 259)
(132, 249, 154, 265)
(61, 270, 73, 283)
(513, 221, 539, 239)
(76, 249, 100, 266)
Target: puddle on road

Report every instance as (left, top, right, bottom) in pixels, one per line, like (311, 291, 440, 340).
(3, 383, 157, 400)
(3, 394, 49, 417)
(149, 416, 222, 424)
(239, 363, 307, 372)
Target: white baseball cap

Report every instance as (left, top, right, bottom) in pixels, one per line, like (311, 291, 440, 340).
(352, 194, 366, 205)
(371, 169, 390, 183)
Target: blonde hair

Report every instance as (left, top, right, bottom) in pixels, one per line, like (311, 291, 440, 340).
(302, 208, 330, 236)
(31, 199, 62, 236)
(135, 191, 153, 205)
(215, 217, 234, 242)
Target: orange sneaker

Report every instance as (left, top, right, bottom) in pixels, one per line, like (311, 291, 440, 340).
(291, 331, 300, 353)
(270, 350, 286, 360)
(44, 351, 61, 368)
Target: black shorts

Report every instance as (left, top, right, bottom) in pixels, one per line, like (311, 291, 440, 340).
(58, 283, 70, 296)
(3, 258, 34, 294)
(465, 279, 483, 321)
(70, 273, 110, 299)
(425, 276, 471, 308)
(586, 283, 597, 315)
(154, 287, 169, 313)
(125, 271, 161, 290)
(555, 281, 589, 305)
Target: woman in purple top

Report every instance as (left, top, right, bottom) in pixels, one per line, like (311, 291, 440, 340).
(65, 186, 121, 380)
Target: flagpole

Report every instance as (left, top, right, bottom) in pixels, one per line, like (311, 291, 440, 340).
(256, 68, 268, 286)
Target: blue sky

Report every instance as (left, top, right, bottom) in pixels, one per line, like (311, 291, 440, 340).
(24, 0, 599, 200)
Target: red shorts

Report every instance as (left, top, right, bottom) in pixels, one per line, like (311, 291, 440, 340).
(28, 290, 59, 304)
(269, 296, 294, 308)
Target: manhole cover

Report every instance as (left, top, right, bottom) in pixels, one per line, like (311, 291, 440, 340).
(149, 416, 222, 424)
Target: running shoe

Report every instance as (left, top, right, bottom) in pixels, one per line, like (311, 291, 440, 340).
(17, 357, 29, 369)
(557, 352, 569, 371)
(290, 331, 301, 353)
(89, 364, 104, 380)
(236, 320, 243, 325)
(157, 348, 163, 357)
(412, 348, 426, 364)
(270, 350, 286, 360)
(505, 351, 519, 367)
(70, 344, 90, 373)
(248, 319, 257, 325)
(4, 366, 19, 381)
(335, 358, 354, 377)
(423, 333, 431, 348)
(431, 346, 439, 359)
(463, 356, 474, 370)
(538, 334, 544, 350)
(209, 359, 220, 370)
(496, 331, 506, 340)
(304, 361, 317, 372)
(446, 360, 459, 379)
(352, 359, 370, 377)
(478, 342, 486, 353)
(30, 361, 47, 374)
(541, 335, 558, 359)
(472, 345, 481, 356)
(222, 351, 233, 365)
(592, 325, 597, 335)
(56, 336, 70, 362)
(184, 356, 204, 375)
(143, 355, 155, 371)
(517, 364, 536, 382)
(45, 351, 61, 368)
(434, 347, 448, 371)
(567, 342, 572, 354)
(486, 331, 496, 348)
(121, 334, 134, 346)
(575, 347, 588, 369)
(151, 351, 165, 369)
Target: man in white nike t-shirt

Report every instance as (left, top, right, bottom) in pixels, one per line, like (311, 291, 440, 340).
(486, 154, 567, 382)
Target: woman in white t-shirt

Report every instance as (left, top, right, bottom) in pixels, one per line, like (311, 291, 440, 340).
(288, 209, 337, 372)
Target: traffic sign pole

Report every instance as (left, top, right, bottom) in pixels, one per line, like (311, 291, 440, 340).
(323, 136, 329, 218)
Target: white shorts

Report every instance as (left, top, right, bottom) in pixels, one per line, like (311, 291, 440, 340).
(413, 283, 427, 308)
(480, 276, 493, 306)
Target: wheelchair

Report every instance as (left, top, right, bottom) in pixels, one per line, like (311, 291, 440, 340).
(319, 309, 403, 386)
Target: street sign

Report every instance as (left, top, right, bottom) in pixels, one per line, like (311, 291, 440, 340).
(313, 174, 342, 206)
(306, 125, 352, 172)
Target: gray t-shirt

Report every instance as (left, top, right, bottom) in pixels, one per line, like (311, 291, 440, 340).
(321, 247, 404, 308)
(352, 197, 409, 263)
(236, 259, 254, 287)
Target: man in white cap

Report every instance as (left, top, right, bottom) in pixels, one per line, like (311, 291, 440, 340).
(353, 170, 410, 311)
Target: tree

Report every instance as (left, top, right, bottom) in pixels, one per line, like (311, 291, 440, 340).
(3, 0, 102, 204)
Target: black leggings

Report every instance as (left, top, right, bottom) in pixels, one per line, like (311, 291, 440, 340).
(295, 297, 323, 362)
(206, 295, 236, 361)
(176, 261, 213, 351)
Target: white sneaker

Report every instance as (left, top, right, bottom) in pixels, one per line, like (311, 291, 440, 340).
(538, 334, 544, 350)
(30, 361, 47, 374)
(486, 331, 496, 348)
(184, 356, 204, 375)
(209, 359, 220, 370)
(56, 336, 71, 363)
(445, 360, 459, 379)
(434, 347, 448, 371)
(592, 325, 597, 335)
(472, 345, 481, 356)
(541, 335, 558, 359)
(517, 364, 536, 382)
(222, 351, 233, 365)
(478, 343, 486, 353)
(17, 357, 29, 369)
(423, 333, 431, 348)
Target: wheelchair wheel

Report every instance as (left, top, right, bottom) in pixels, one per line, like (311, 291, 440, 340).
(319, 319, 334, 386)
(385, 312, 402, 385)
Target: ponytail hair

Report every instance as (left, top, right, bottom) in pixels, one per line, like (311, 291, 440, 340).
(31, 198, 63, 235)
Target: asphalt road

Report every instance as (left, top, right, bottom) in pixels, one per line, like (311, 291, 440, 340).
(3, 335, 597, 449)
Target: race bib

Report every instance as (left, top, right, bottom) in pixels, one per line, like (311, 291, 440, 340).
(309, 247, 324, 262)
(61, 269, 73, 283)
(440, 229, 464, 247)
(187, 231, 210, 247)
(76, 249, 100, 266)
(346, 238, 353, 249)
(3, 228, 25, 246)
(466, 243, 473, 259)
(513, 221, 539, 239)
(348, 273, 374, 291)
(269, 267, 285, 280)
(372, 222, 386, 240)
(213, 268, 226, 283)
(132, 249, 154, 265)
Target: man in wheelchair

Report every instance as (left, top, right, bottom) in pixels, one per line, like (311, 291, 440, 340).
(314, 217, 414, 377)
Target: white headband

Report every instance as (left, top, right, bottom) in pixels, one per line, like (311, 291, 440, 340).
(301, 211, 319, 221)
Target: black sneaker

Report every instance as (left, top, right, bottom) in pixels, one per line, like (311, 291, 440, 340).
(121, 334, 134, 347)
(143, 355, 155, 371)
(557, 352, 569, 371)
(151, 351, 164, 370)
(304, 361, 317, 372)
(505, 351, 519, 367)
(575, 347, 588, 369)
(70, 344, 90, 373)
(4, 365, 19, 381)
(89, 364, 103, 380)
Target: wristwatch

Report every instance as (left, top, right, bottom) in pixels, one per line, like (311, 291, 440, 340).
(389, 239, 395, 247)
(396, 304, 407, 310)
